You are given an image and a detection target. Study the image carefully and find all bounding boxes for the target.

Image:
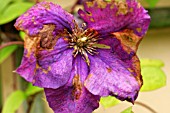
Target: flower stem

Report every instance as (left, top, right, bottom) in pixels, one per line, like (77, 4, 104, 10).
(0, 41, 24, 50)
(135, 101, 157, 113)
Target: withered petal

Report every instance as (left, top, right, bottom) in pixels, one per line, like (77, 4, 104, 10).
(85, 35, 142, 103)
(14, 1, 74, 36)
(78, 0, 150, 37)
(44, 86, 99, 113)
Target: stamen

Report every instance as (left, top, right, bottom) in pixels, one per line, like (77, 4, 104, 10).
(67, 22, 108, 65)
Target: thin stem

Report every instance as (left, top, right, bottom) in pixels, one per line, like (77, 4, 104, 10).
(0, 41, 24, 50)
(135, 101, 157, 113)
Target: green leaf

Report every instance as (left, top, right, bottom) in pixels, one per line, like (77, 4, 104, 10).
(0, 0, 13, 13)
(2, 90, 27, 113)
(19, 31, 25, 40)
(0, 45, 18, 64)
(140, 59, 164, 67)
(100, 96, 120, 108)
(121, 107, 134, 113)
(140, 66, 166, 91)
(0, 2, 34, 25)
(145, 0, 159, 8)
(25, 83, 43, 96)
(0, 0, 24, 16)
(140, 59, 166, 91)
(14, 0, 24, 2)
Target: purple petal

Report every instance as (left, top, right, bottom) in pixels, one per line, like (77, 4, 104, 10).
(16, 38, 73, 88)
(14, 1, 74, 36)
(16, 50, 36, 82)
(43, 55, 99, 113)
(45, 86, 99, 113)
(78, 0, 150, 37)
(84, 35, 142, 102)
(85, 50, 141, 102)
(69, 55, 89, 83)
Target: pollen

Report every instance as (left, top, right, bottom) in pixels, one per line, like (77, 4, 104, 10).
(79, 36, 88, 42)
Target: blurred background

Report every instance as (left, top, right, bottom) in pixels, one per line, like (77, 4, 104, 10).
(0, 0, 169, 113)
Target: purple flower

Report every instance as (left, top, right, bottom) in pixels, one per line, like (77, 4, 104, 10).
(14, 0, 150, 113)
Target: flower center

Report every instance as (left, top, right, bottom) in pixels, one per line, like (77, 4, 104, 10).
(68, 23, 99, 65)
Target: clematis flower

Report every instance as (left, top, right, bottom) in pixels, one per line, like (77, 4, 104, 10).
(14, 0, 150, 113)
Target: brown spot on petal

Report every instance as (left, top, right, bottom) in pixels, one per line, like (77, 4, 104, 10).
(24, 13, 29, 17)
(84, 74, 93, 87)
(87, 12, 92, 17)
(131, 55, 143, 87)
(136, 28, 142, 33)
(127, 68, 134, 73)
(85, 74, 93, 81)
(129, 7, 133, 12)
(24, 35, 40, 57)
(41, 2, 51, 10)
(31, 16, 35, 22)
(86, 2, 94, 8)
(42, 66, 51, 74)
(116, 1, 128, 15)
(90, 18, 95, 22)
(110, 3, 115, 9)
(137, 2, 141, 8)
(125, 56, 143, 88)
(106, 67, 112, 73)
(39, 24, 57, 49)
(32, 79, 36, 84)
(72, 75, 82, 100)
(15, 20, 24, 30)
(112, 29, 142, 53)
(96, 0, 107, 9)
(24, 24, 59, 57)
